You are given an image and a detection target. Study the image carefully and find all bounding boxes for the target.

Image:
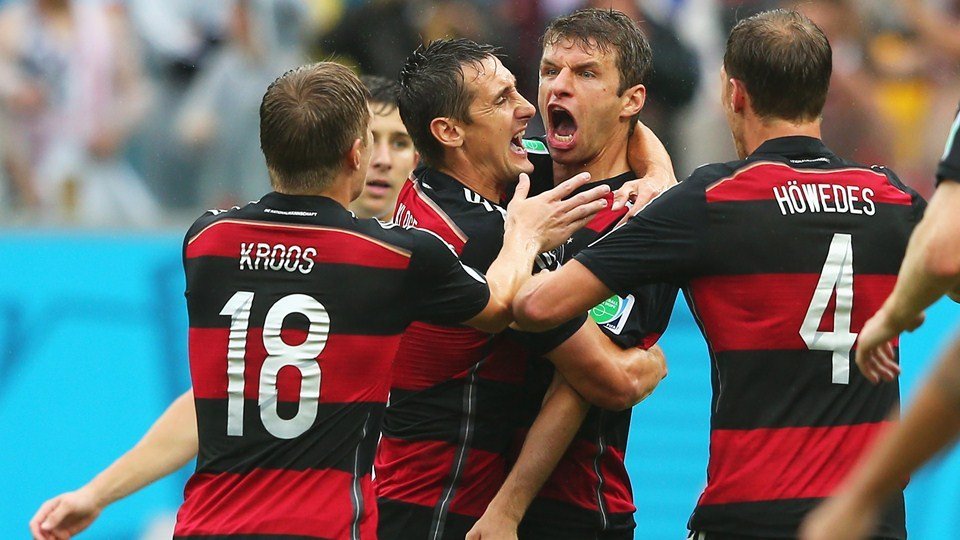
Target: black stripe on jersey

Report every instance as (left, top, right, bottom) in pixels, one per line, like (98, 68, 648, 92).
(378, 498, 477, 540)
(184, 258, 411, 335)
(702, 200, 915, 276)
(710, 349, 899, 430)
(195, 398, 383, 474)
(380, 381, 522, 454)
(521, 497, 635, 538)
(690, 495, 905, 539)
(176, 536, 332, 540)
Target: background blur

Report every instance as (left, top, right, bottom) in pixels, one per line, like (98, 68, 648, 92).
(2, 0, 960, 538)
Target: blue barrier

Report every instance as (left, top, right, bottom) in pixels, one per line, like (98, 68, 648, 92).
(2, 233, 958, 539)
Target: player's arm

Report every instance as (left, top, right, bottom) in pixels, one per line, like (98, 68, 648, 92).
(513, 260, 615, 332)
(613, 120, 678, 214)
(856, 181, 960, 382)
(29, 390, 198, 540)
(800, 335, 960, 540)
(464, 173, 610, 333)
(467, 373, 589, 540)
(546, 319, 666, 410)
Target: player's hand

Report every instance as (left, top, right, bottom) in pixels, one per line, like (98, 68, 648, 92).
(29, 488, 103, 540)
(855, 307, 923, 383)
(610, 171, 675, 226)
(798, 491, 878, 540)
(506, 172, 609, 252)
(465, 511, 519, 540)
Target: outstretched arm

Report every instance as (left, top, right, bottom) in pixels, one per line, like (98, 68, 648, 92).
(467, 373, 590, 540)
(513, 260, 614, 332)
(30, 390, 198, 540)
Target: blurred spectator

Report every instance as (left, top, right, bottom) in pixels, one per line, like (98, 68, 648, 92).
(0, 0, 158, 226)
(586, 0, 700, 155)
(176, 0, 307, 209)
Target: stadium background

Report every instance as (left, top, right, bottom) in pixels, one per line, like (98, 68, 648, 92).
(3, 0, 960, 538)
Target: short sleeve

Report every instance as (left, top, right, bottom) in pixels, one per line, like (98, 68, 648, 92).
(575, 179, 705, 295)
(505, 313, 588, 356)
(937, 105, 960, 186)
(406, 229, 490, 324)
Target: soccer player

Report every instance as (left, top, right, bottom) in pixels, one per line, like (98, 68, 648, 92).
(469, 9, 679, 540)
(350, 75, 418, 220)
(511, 10, 926, 539)
(27, 61, 610, 540)
(798, 106, 960, 540)
(375, 38, 669, 540)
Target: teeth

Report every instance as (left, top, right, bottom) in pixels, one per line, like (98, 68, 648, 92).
(554, 133, 573, 142)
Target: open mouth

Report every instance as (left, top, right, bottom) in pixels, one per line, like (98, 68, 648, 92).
(364, 178, 392, 197)
(548, 105, 577, 145)
(509, 132, 526, 155)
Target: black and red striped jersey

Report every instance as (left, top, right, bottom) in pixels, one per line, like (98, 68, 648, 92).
(517, 165, 678, 536)
(937, 103, 960, 185)
(576, 136, 925, 538)
(376, 167, 583, 540)
(175, 192, 489, 540)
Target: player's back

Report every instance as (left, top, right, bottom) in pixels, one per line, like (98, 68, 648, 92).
(175, 192, 488, 539)
(685, 137, 923, 537)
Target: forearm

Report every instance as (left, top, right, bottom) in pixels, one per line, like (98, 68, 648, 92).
(478, 232, 542, 332)
(84, 390, 198, 506)
(882, 184, 960, 328)
(839, 338, 960, 509)
(627, 121, 676, 183)
(483, 376, 590, 523)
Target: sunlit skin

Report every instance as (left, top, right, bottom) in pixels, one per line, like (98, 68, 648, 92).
(720, 65, 749, 160)
(435, 55, 537, 201)
(539, 38, 645, 182)
(350, 106, 419, 219)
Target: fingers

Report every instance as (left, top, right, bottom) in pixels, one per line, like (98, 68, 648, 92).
(513, 173, 530, 202)
(558, 184, 610, 215)
(30, 498, 60, 540)
(548, 172, 592, 200)
(856, 341, 900, 383)
(610, 185, 637, 211)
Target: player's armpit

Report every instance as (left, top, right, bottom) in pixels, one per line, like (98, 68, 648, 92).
(468, 373, 589, 540)
(546, 319, 667, 411)
(513, 260, 613, 332)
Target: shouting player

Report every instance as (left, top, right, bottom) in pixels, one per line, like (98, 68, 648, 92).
(468, 9, 679, 540)
(511, 10, 925, 539)
(27, 62, 610, 540)
(375, 38, 669, 539)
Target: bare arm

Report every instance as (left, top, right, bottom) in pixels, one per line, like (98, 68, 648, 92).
(30, 390, 198, 540)
(513, 260, 615, 332)
(546, 320, 666, 410)
(800, 336, 960, 540)
(856, 182, 960, 382)
(466, 173, 610, 333)
(612, 121, 677, 213)
(467, 373, 590, 540)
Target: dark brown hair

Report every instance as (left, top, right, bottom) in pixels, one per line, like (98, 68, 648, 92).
(723, 9, 832, 122)
(260, 62, 370, 192)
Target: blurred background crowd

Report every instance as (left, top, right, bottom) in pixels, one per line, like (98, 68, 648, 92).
(0, 0, 957, 227)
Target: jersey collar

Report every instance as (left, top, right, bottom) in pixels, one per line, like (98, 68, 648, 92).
(749, 136, 836, 162)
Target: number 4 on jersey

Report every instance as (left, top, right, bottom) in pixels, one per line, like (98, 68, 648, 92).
(800, 233, 858, 385)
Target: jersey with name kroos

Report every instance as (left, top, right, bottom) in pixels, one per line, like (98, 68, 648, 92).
(575, 136, 925, 538)
(377, 166, 584, 539)
(175, 192, 489, 540)
(938, 102, 960, 185)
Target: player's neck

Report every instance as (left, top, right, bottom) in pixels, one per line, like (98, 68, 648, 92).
(740, 115, 822, 158)
(552, 137, 631, 186)
(276, 181, 352, 209)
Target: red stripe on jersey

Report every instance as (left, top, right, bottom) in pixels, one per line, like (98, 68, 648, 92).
(585, 194, 627, 233)
(375, 436, 506, 518)
(705, 161, 913, 205)
(185, 219, 412, 269)
(689, 273, 897, 352)
(174, 467, 376, 538)
(698, 421, 890, 505)
(536, 437, 635, 514)
(637, 332, 663, 350)
(190, 328, 399, 403)
(391, 322, 491, 391)
(394, 179, 468, 252)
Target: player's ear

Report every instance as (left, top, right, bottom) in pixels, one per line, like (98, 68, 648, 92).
(430, 117, 464, 150)
(729, 78, 748, 114)
(620, 83, 646, 119)
(346, 138, 363, 170)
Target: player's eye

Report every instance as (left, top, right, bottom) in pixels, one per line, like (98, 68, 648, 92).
(581, 70, 596, 79)
(541, 67, 558, 77)
(391, 137, 412, 150)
